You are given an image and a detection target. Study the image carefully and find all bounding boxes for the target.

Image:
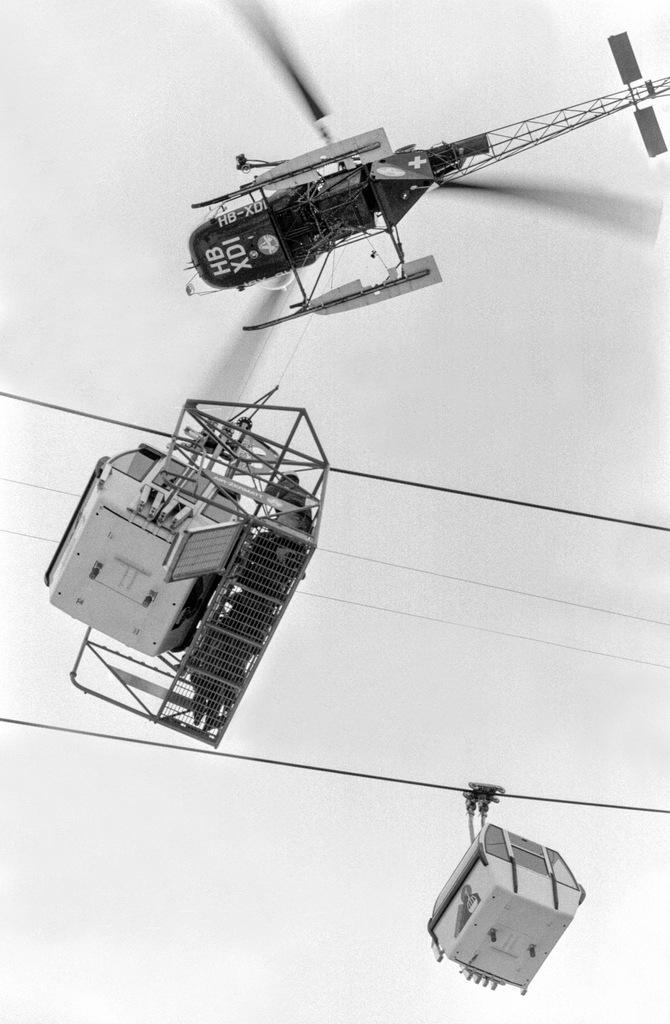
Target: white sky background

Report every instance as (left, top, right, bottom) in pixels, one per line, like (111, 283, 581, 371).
(1, 0, 670, 1021)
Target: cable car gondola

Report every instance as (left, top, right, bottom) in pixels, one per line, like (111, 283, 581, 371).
(428, 784, 586, 994)
(45, 395, 328, 747)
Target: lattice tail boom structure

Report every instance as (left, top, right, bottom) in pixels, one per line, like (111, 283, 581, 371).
(430, 76, 670, 184)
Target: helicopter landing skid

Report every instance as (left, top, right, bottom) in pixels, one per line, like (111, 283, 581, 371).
(242, 256, 442, 331)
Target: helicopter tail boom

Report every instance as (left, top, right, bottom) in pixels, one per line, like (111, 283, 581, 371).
(432, 34, 668, 186)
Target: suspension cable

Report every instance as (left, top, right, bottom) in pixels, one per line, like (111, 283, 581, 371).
(3, 390, 668, 533)
(329, 466, 670, 534)
(0, 715, 667, 814)
(1, 476, 667, 628)
(0, 390, 171, 437)
(5, 526, 669, 671)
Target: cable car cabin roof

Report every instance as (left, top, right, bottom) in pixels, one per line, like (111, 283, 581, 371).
(430, 824, 584, 925)
(428, 823, 585, 992)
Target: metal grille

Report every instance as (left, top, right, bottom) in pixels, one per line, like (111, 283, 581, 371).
(218, 586, 279, 644)
(235, 528, 308, 601)
(168, 523, 241, 580)
(188, 629, 256, 683)
(157, 523, 312, 743)
(185, 672, 240, 731)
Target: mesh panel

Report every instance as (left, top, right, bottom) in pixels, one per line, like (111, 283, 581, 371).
(217, 586, 278, 644)
(236, 527, 308, 601)
(170, 524, 240, 580)
(157, 523, 313, 744)
(163, 672, 241, 735)
(189, 630, 255, 682)
(190, 674, 240, 722)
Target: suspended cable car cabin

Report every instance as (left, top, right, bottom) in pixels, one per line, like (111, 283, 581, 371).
(45, 398, 328, 746)
(428, 820, 585, 994)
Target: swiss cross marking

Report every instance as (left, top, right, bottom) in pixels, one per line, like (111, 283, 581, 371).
(408, 155, 428, 171)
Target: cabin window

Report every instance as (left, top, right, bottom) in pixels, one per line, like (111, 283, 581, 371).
(112, 447, 161, 481)
(508, 833, 544, 857)
(547, 849, 579, 889)
(508, 833, 548, 876)
(484, 825, 510, 861)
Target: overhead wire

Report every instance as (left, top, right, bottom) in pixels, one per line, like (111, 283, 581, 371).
(277, 248, 344, 387)
(3, 389, 669, 532)
(0, 390, 171, 438)
(1, 471, 668, 628)
(297, 590, 670, 671)
(238, 197, 347, 389)
(4, 526, 670, 671)
(0, 715, 667, 815)
(237, 283, 295, 396)
(0, 476, 79, 498)
(329, 466, 670, 534)
(1, 528, 62, 543)
(3, 402, 670, 813)
(318, 547, 670, 628)
(276, 305, 316, 385)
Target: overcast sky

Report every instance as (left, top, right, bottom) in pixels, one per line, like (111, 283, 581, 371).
(2, 1, 670, 1021)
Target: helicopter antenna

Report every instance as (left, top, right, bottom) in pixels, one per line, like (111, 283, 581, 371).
(463, 782, 506, 842)
(232, 0, 332, 143)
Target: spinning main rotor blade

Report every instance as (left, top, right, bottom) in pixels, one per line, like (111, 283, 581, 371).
(203, 279, 293, 398)
(247, 274, 294, 331)
(232, 0, 330, 140)
(437, 179, 662, 240)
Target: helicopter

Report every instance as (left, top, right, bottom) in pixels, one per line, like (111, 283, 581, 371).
(185, 3, 668, 331)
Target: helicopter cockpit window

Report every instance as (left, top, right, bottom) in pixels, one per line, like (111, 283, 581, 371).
(110, 447, 161, 481)
(508, 833, 548, 876)
(484, 825, 510, 861)
(547, 849, 579, 889)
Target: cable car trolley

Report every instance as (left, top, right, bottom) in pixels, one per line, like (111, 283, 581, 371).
(45, 395, 328, 746)
(428, 784, 585, 995)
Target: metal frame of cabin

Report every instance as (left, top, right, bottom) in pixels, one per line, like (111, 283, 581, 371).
(68, 398, 328, 747)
